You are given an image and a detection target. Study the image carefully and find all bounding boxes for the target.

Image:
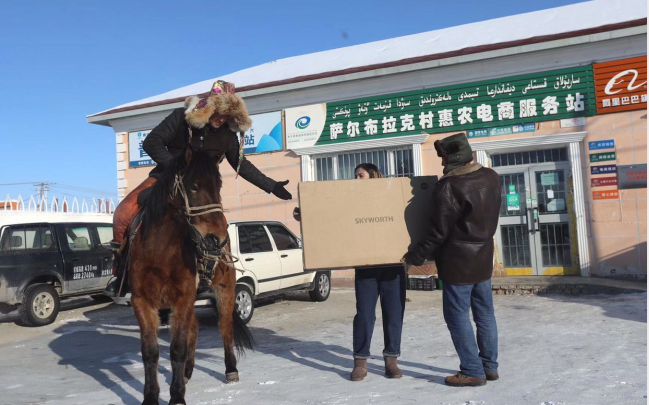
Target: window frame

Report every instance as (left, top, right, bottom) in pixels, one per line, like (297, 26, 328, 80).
(237, 224, 275, 254)
(266, 223, 300, 251)
(0, 224, 57, 253)
(312, 145, 415, 181)
(63, 225, 95, 252)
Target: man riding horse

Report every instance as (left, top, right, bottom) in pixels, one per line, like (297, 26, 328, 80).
(107, 80, 292, 297)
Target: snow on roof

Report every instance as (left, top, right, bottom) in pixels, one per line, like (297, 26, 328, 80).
(90, 0, 646, 117)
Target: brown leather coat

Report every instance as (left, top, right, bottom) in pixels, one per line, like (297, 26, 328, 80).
(407, 163, 501, 285)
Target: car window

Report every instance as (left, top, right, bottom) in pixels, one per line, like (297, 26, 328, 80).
(96, 226, 113, 248)
(1, 227, 26, 251)
(0, 225, 54, 251)
(65, 226, 93, 251)
(266, 224, 300, 250)
(35, 226, 55, 250)
(238, 225, 273, 254)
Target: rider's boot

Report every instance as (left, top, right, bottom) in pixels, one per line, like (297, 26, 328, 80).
(105, 241, 127, 298)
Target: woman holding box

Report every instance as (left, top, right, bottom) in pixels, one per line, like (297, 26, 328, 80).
(350, 163, 407, 381)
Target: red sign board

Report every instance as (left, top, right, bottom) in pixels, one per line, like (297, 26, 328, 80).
(593, 56, 647, 114)
(591, 176, 618, 188)
(592, 190, 620, 200)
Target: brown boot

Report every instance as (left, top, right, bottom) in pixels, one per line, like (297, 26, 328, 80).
(350, 358, 368, 381)
(384, 356, 403, 379)
(485, 370, 499, 381)
(444, 371, 487, 387)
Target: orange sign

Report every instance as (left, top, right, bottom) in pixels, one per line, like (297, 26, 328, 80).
(592, 190, 620, 200)
(593, 56, 647, 114)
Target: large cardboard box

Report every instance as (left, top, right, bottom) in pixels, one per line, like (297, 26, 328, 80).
(298, 176, 438, 270)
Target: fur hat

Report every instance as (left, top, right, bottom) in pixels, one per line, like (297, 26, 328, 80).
(434, 133, 473, 166)
(184, 80, 252, 132)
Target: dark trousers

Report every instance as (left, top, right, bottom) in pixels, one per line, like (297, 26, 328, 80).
(353, 266, 406, 359)
(443, 279, 498, 378)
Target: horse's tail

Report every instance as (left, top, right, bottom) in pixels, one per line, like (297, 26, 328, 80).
(232, 309, 255, 356)
(213, 302, 255, 357)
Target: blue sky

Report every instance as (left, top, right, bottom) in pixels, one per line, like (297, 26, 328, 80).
(0, 0, 589, 203)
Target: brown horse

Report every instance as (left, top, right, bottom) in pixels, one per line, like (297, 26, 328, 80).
(126, 147, 253, 405)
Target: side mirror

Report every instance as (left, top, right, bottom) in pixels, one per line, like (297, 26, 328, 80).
(297, 238, 302, 248)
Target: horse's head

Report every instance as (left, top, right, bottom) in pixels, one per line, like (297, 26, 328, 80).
(141, 147, 228, 256)
(174, 147, 228, 254)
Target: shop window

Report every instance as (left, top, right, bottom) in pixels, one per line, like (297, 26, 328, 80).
(492, 148, 568, 167)
(313, 146, 414, 180)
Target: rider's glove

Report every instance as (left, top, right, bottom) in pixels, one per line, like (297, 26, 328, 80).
(272, 180, 292, 200)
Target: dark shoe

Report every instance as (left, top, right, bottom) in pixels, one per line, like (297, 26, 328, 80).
(104, 277, 118, 297)
(350, 358, 368, 381)
(444, 372, 487, 387)
(384, 357, 403, 379)
(485, 371, 499, 381)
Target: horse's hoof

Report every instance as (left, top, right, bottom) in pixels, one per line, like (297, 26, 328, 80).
(225, 372, 239, 383)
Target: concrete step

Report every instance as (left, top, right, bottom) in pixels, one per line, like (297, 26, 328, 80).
(491, 276, 646, 295)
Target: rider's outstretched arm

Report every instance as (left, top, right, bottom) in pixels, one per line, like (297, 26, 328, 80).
(224, 135, 276, 193)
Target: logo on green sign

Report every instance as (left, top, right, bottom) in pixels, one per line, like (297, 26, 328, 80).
(590, 152, 616, 163)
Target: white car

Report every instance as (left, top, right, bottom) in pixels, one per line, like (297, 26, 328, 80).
(194, 221, 331, 324)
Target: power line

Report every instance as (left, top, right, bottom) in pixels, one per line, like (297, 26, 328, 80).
(0, 182, 49, 186)
(51, 183, 114, 195)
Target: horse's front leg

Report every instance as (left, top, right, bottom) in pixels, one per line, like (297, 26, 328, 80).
(214, 265, 238, 383)
(169, 298, 195, 405)
(133, 298, 161, 405)
(184, 313, 199, 384)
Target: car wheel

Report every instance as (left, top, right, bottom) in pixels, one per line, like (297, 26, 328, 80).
(309, 271, 331, 302)
(20, 283, 60, 327)
(235, 284, 254, 325)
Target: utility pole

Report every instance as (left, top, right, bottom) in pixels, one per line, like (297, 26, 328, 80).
(34, 182, 53, 211)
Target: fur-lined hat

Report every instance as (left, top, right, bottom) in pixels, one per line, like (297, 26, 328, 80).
(434, 133, 473, 165)
(184, 80, 252, 132)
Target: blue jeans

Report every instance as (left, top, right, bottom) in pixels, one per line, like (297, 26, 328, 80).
(353, 266, 406, 359)
(443, 279, 498, 378)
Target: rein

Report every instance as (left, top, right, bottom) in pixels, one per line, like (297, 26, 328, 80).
(172, 173, 241, 280)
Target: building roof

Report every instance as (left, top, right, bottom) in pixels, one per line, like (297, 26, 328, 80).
(88, 0, 647, 120)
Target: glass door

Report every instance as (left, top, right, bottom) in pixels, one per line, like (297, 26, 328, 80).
(530, 164, 578, 275)
(495, 168, 534, 275)
(495, 163, 577, 276)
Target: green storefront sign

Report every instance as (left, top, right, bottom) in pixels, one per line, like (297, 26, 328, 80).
(590, 152, 617, 163)
(311, 66, 595, 147)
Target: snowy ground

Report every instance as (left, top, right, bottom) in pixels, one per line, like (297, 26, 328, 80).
(0, 289, 646, 405)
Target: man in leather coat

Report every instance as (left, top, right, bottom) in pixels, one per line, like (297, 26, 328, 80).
(403, 133, 502, 387)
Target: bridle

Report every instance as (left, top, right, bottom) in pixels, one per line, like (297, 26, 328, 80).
(172, 173, 239, 279)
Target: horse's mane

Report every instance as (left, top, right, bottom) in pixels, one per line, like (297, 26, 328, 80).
(140, 149, 222, 237)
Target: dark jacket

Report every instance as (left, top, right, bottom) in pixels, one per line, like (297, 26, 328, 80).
(408, 163, 501, 285)
(142, 108, 276, 193)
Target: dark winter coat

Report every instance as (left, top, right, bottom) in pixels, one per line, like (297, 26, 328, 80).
(142, 108, 276, 193)
(407, 163, 501, 285)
